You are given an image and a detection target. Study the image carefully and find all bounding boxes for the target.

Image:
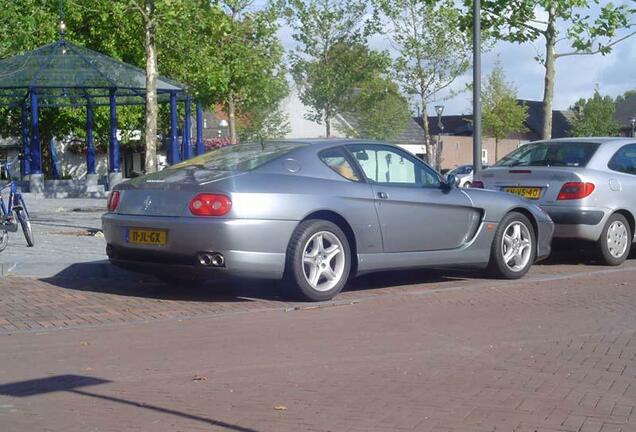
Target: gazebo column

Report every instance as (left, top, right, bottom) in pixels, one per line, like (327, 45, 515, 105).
(182, 96, 192, 160)
(20, 101, 31, 180)
(195, 103, 204, 156)
(108, 89, 122, 188)
(168, 91, 179, 165)
(85, 101, 98, 186)
(28, 88, 44, 195)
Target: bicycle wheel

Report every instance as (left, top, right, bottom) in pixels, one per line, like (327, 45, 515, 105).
(0, 229, 7, 252)
(15, 208, 34, 247)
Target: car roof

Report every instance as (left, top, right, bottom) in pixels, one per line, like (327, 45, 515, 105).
(253, 138, 397, 150)
(537, 137, 636, 145)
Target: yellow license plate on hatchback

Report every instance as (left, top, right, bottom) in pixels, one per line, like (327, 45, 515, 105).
(127, 228, 167, 246)
(504, 187, 541, 199)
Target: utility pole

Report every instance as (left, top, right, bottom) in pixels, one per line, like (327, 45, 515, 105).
(473, 0, 482, 172)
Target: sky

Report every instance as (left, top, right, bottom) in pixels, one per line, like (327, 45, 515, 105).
(275, 1, 636, 117)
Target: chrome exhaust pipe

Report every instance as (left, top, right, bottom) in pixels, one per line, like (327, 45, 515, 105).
(198, 252, 224, 267)
(210, 253, 224, 267)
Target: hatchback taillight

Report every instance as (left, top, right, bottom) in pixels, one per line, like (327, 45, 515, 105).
(472, 180, 484, 188)
(557, 182, 595, 200)
(188, 193, 232, 216)
(107, 191, 120, 212)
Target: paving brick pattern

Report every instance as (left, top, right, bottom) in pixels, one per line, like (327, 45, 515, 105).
(0, 256, 620, 334)
(1, 262, 636, 431)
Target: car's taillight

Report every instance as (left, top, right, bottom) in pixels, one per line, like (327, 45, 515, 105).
(188, 193, 232, 216)
(107, 191, 120, 212)
(557, 182, 595, 200)
(472, 180, 484, 188)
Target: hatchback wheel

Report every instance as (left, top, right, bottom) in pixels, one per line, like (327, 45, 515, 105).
(488, 212, 536, 279)
(284, 220, 351, 301)
(598, 213, 632, 266)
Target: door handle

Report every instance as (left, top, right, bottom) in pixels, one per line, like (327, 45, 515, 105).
(377, 191, 389, 200)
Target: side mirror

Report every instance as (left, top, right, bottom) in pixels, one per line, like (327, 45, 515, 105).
(445, 173, 460, 188)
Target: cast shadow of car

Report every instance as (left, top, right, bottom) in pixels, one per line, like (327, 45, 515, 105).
(42, 262, 468, 302)
(537, 239, 636, 266)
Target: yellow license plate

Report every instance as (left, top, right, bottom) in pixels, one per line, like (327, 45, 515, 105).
(504, 187, 541, 199)
(127, 229, 167, 246)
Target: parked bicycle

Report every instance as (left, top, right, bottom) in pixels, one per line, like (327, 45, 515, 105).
(0, 156, 34, 252)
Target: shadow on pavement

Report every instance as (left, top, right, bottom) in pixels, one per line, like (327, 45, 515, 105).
(538, 240, 636, 266)
(0, 375, 259, 432)
(42, 260, 474, 303)
(345, 268, 471, 293)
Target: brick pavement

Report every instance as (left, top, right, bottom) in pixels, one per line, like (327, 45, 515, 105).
(0, 253, 628, 334)
(1, 261, 636, 431)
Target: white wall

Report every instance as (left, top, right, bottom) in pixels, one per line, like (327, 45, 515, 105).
(282, 86, 348, 139)
(56, 139, 109, 179)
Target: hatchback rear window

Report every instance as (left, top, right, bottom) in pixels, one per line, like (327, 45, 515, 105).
(496, 142, 600, 167)
(172, 142, 303, 172)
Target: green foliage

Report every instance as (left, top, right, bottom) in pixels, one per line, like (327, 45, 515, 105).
(285, 0, 370, 135)
(217, 2, 289, 139)
(373, 0, 471, 103)
(338, 77, 410, 142)
(481, 63, 528, 152)
(570, 90, 620, 137)
(470, 0, 635, 53)
(0, 0, 289, 163)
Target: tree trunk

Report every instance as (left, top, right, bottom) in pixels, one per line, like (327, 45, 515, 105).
(420, 98, 432, 165)
(541, 7, 557, 140)
(228, 93, 238, 145)
(495, 137, 499, 162)
(143, 0, 158, 173)
(325, 107, 331, 138)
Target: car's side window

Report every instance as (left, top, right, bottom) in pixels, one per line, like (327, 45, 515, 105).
(319, 147, 362, 182)
(608, 144, 636, 175)
(347, 144, 441, 188)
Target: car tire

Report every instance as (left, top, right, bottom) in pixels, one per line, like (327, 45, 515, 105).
(283, 219, 351, 302)
(597, 213, 632, 266)
(488, 212, 536, 279)
(463, 181, 472, 188)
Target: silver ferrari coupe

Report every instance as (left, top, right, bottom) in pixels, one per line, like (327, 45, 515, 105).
(102, 139, 554, 301)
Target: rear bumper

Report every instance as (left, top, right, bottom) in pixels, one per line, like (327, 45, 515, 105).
(102, 213, 298, 279)
(542, 206, 607, 241)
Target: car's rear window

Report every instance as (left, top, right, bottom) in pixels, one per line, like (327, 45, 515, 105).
(496, 142, 600, 167)
(171, 142, 303, 172)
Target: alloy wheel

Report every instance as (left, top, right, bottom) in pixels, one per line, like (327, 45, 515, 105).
(302, 231, 346, 292)
(501, 221, 533, 272)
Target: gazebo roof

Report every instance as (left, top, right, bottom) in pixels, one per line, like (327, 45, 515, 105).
(0, 40, 187, 107)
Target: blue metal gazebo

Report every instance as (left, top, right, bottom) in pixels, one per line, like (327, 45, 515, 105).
(0, 38, 205, 187)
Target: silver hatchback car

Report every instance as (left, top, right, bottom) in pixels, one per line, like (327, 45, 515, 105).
(473, 138, 636, 265)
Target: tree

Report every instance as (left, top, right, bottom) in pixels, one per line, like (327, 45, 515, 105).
(338, 77, 411, 142)
(223, 1, 289, 144)
(285, 0, 368, 137)
(481, 64, 528, 161)
(570, 89, 620, 137)
(471, 0, 636, 140)
(372, 0, 471, 165)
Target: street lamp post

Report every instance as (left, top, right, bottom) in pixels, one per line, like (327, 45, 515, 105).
(630, 117, 635, 138)
(473, 0, 482, 174)
(435, 105, 444, 170)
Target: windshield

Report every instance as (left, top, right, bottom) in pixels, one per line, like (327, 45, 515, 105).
(171, 142, 303, 172)
(496, 142, 600, 167)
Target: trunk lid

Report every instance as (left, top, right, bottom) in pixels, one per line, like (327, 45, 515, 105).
(476, 166, 585, 204)
(115, 166, 243, 217)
